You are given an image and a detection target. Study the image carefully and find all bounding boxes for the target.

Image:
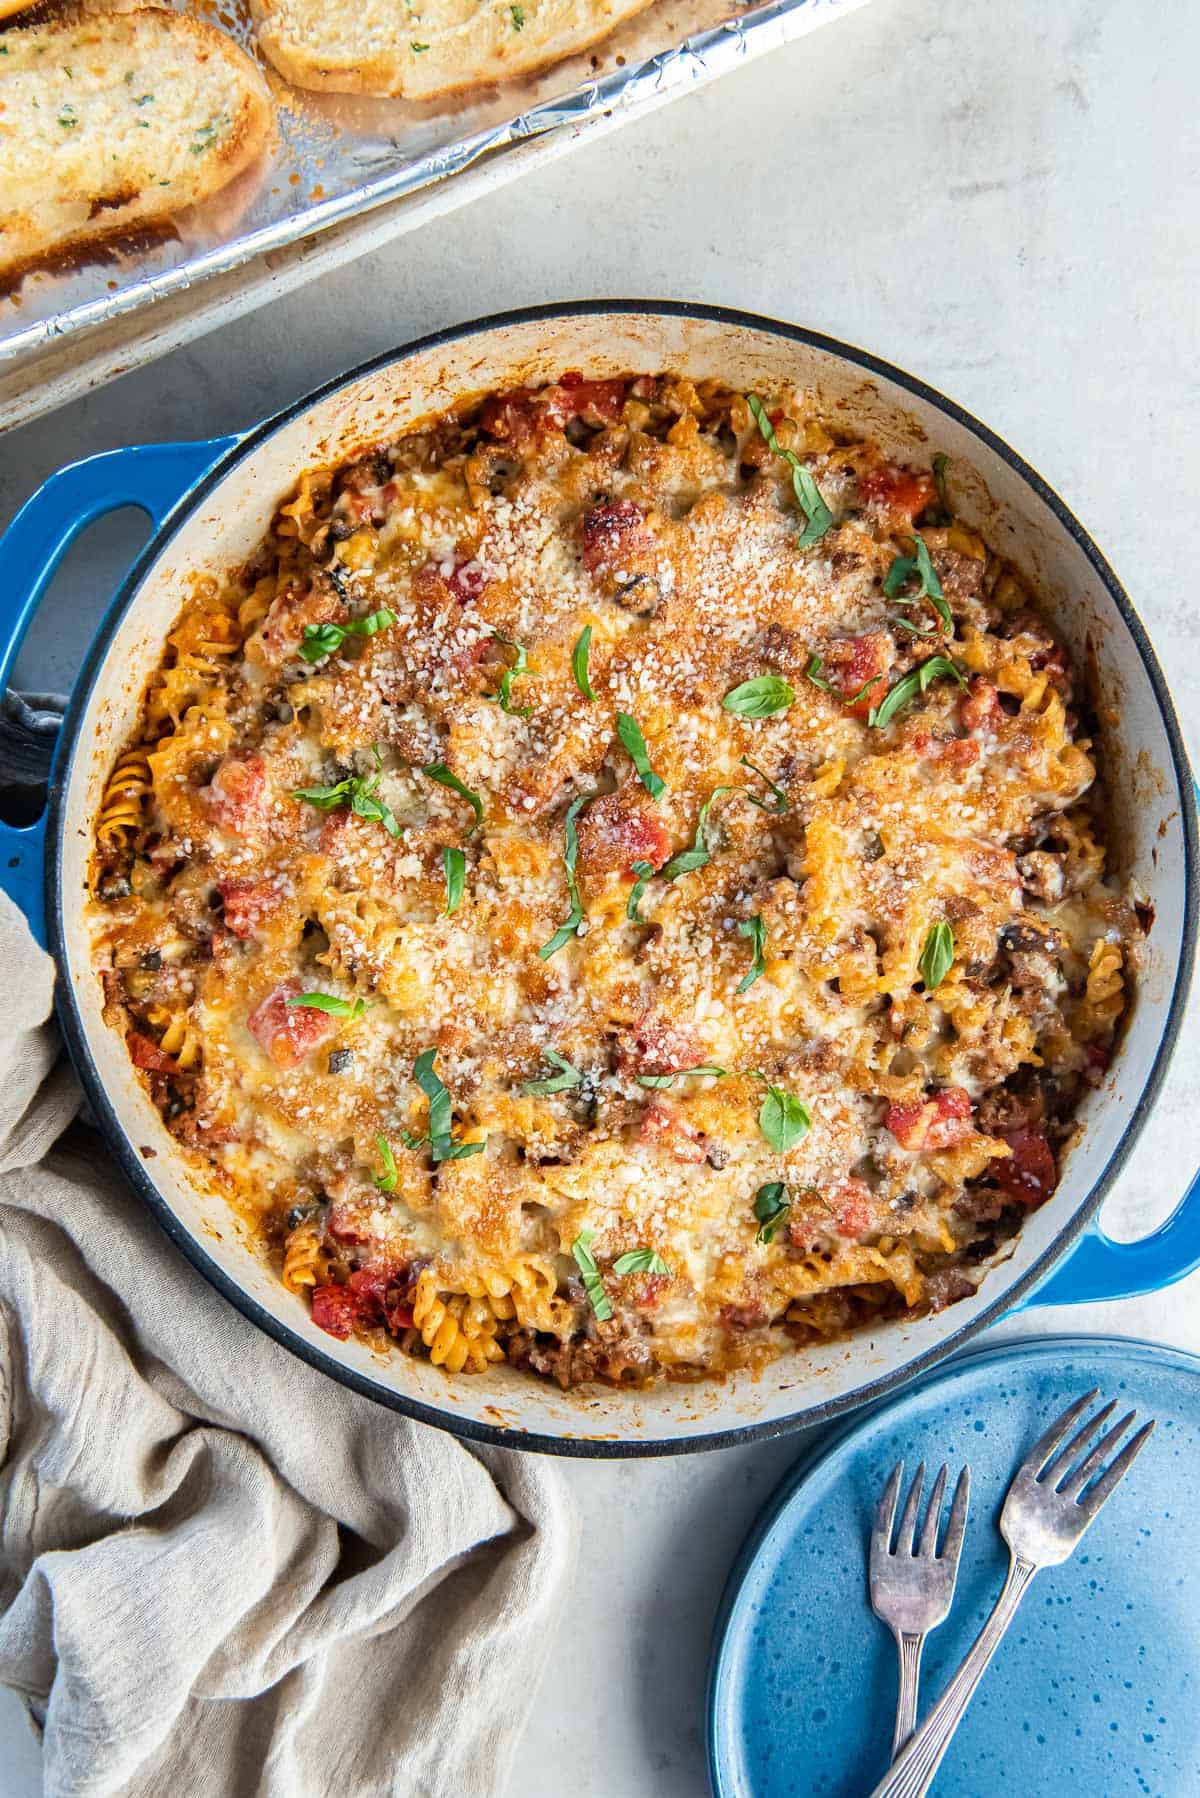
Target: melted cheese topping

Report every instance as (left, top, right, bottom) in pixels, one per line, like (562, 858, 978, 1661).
(90, 375, 1136, 1387)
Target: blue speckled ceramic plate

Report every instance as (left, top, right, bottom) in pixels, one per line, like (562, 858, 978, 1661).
(708, 1336, 1200, 1798)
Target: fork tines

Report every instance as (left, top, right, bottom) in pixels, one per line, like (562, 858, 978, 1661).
(1026, 1389, 1156, 1514)
(876, 1459, 970, 1559)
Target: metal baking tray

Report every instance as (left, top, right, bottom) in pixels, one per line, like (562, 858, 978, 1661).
(0, 0, 868, 425)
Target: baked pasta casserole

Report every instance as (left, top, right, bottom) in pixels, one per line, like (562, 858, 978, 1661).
(90, 373, 1139, 1387)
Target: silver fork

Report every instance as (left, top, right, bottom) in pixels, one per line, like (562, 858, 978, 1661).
(869, 1461, 971, 1759)
(869, 1389, 1156, 1798)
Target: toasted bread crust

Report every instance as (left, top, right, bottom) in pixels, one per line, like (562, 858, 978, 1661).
(249, 0, 657, 100)
(0, 10, 273, 284)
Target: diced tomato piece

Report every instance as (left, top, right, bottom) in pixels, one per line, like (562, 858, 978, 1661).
(626, 1271, 670, 1308)
(479, 389, 538, 446)
(617, 1011, 703, 1079)
(580, 499, 653, 578)
(994, 1127, 1057, 1206)
(248, 981, 337, 1070)
(961, 678, 1003, 734)
(859, 462, 938, 527)
(639, 1100, 707, 1164)
(310, 1283, 376, 1340)
(414, 556, 486, 609)
(886, 1087, 972, 1151)
(822, 633, 895, 719)
(906, 723, 981, 770)
(127, 1030, 178, 1074)
(831, 1177, 875, 1239)
(204, 753, 273, 842)
(218, 877, 283, 941)
(546, 374, 628, 426)
(576, 789, 672, 881)
(720, 1302, 769, 1330)
(327, 1203, 373, 1246)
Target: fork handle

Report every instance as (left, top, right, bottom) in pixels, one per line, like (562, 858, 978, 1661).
(869, 1554, 1038, 1797)
(891, 1631, 924, 1759)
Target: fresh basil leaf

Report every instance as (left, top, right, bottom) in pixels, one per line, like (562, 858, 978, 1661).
(758, 1084, 811, 1153)
(571, 1227, 613, 1321)
(522, 1049, 585, 1095)
(636, 1065, 728, 1089)
(868, 656, 966, 730)
(659, 785, 732, 882)
(572, 624, 596, 700)
(538, 792, 591, 958)
(489, 632, 533, 717)
(611, 1249, 672, 1277)
(844, 673, 887, 707)
(883, 532, 952, 630)
(510, 2, 524, 26)
(627, 860, 655, 922)
(293, 763, 401, 839)
(286, 992, 368, 1019)
(374, 1135, 398, 1192)
(615, 711, 666, 799)
(300, 608, 396, 663)
(918, 920, 955, 990)
(722, 675, 795, 718)
(740, 756, 788, 813)
(746, 394, 834, 548)
(410, 1047, 486, 1162)
(443, 846, 466, 916)
(422, 762, 483, 833)
(804, 653, 834, 694)
(736, 914, 767, 994)
(752, 1181, 791, 1245)
(891, 615, 938, 637)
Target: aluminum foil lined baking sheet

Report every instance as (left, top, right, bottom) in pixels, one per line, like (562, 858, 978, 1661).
(1, 0, 868, 388)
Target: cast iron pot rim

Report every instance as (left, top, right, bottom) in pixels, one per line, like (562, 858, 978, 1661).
(45, 300, 1200, 1458)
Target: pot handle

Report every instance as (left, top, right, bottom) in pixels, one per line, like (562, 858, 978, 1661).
(1013, 1163, 1200, 1309)
(0, 437, 239, 943)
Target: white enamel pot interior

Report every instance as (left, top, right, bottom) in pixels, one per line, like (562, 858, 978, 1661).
(49, 304, 1197, 1455)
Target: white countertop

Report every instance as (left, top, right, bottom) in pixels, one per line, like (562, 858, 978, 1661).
(2, 0, 1198, 1789)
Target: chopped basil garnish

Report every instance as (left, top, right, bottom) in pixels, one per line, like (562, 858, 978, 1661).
(422, 762, 483, 833)
(636, 1065, 728, 1088)
(804, 653, 834, 693)
(659, 785, 733, 882)
(443, 845, 466, 916)
(522, 1049, 585, 1095)
(299, 607, 395, 663)
(411, 40, 430, 51)
(722, 674, 795, 718)
(407, 1047, 486, 1162)
(572, 1227, 613, 1321)
(612, 1249, 671, 1277)
(891, 615, 938, 637)
(737, 915, 767, 994)
(746, 394, 834, 548)
(374, 1135, 398, 1192)
(538, 793, 591, 958)
(882, 532, 952, 631)
(740, 756, 788, 813)
(868, 655, 966, 729)
(757, 1083, 811, 1153)
(752, 1181, 791, 1245)
(286, 992, 368, 1019)
(627, 860, 655, 922)
(572, 625, 596, 700)
(616, 712, 665, 799)
(919, 920, 955, 990)
(293, 754, 401, 839)
(489, 632, 533, 717)
(510, 2, 524, 24)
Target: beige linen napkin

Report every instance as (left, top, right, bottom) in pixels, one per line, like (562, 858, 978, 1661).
(0, 894, 575, 1797)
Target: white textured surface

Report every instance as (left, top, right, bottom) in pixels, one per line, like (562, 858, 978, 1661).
(2, 0, 1198, 1791)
